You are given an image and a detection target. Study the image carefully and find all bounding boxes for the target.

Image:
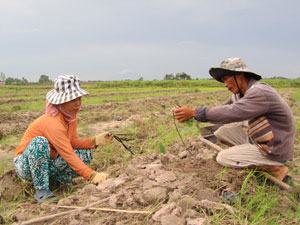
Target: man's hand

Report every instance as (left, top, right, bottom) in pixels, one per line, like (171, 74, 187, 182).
(94, 132, 113, 146)
(172, 106, 196, 122)
(90, 172, 108, 185)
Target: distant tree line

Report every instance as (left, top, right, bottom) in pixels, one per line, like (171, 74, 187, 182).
(38, 75, 52, 84)
(1, 71, 299, 84)
(0, 72, 52, 85)
(164, 72, 192, 80)
(5, 77, 29, 85)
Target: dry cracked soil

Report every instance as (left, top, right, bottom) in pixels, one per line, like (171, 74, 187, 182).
(5, 137, 248, 225)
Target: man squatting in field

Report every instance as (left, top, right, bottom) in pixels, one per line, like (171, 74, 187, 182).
(173, 57, 295, 181)
(14, 75, 113, 203)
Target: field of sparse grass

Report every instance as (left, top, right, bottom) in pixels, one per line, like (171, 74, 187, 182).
(292, 89, 300, 116)
(1, 79, 300, 224)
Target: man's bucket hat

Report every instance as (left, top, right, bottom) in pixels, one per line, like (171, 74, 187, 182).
(46, 75, 88, 105)
(209, 57, 262, 83)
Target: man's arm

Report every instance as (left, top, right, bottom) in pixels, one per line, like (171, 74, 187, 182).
(195, 87, 270, 124)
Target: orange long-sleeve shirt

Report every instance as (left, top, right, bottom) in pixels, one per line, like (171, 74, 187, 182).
(15, 112, 95, 180)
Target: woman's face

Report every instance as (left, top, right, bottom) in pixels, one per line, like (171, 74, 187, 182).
(60, 97, 82, 114)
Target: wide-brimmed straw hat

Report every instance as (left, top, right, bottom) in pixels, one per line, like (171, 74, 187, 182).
(46, 75, 88, 105)
(209, 57, 262, 83)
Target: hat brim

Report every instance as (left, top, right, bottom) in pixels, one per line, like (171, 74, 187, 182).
(46, 87, 89, 105)
(209, 67, 262, 83)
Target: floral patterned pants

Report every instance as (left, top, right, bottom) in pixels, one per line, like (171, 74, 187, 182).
(14, 136, 92, 191)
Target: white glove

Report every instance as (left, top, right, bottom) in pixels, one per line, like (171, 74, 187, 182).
(89, 171, 109, 185)
(94, 132, 113, 146)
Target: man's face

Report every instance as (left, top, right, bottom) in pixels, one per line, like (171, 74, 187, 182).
(223, 75, 239, 94)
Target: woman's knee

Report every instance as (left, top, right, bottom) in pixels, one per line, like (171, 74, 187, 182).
(28, 136, 50, 155)
(32, 136, 49, 145)
(30, 136, 49, 146)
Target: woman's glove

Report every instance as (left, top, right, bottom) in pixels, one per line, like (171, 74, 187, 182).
(89, 171, 108, 185)
(94, 132, 113, 146)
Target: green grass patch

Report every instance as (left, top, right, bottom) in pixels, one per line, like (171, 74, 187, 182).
(0, 135, 19, 146)
(291, 89, 300, 132)
(0, 157, 14, 177)
(210, 170, 300, 225)
(0, 85, 223, 112)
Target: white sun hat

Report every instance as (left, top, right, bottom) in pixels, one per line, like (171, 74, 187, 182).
(46, 75, 89, 105)
(209, 57, 262, 83)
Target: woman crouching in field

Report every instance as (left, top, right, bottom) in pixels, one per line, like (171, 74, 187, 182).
(14, 75, 112, 203)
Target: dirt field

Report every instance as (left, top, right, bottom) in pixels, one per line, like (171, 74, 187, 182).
(1, 81, 300, 225)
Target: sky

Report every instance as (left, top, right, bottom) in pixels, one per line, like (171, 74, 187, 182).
(0, 0, 300, 81)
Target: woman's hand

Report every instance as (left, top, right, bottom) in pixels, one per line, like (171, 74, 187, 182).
(94, 132, 114, 146)
(90, 172, 109, 185)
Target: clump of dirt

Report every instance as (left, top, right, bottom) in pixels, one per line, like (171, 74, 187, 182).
(0, 170, 24, 201)
(89, 114, 144, 133)
(12, 138, 249, 225)
(0, 111, 41, 140)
